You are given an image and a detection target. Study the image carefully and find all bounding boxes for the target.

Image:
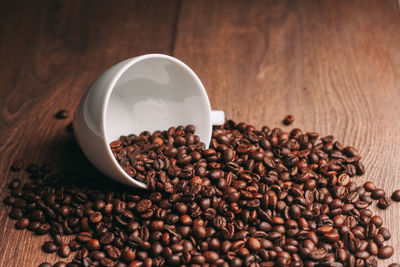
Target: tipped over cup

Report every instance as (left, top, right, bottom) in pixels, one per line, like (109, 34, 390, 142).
(74, 54, 225, 189)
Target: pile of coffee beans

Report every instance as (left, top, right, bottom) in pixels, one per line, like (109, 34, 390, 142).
(4, 120, 399, 266)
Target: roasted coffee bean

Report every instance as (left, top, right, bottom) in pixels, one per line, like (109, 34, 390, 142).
(370, 216, 383, 227)
(283, 114, 295, 125)
(99, 232, 115, 245)
(378, 245, 394, 259)
(8, 178, 21, 189)
(247, 237, 261, 252)
(136, 199, 152, 213)
(9, 208, 23, 219)
(87, 239, 100, 251)
(42, 241, 58, 253)
(377, 227, 391, 240)
(15, 217, 29, 229)
(58, 244, 71, 257)
(36, 223, 51, 235)
(11, 160, 24, 171)
(55, 109, 69, 119)
(77, 232, 92, 243)
(371, 189, 385, 199)
(391, 190, 400, 201)
(38, 263, 52, 267)
(106, 246, 121, 260)
(53, 262, 67, 267)
(377, 197, 390, 209)
(122, 249, 136, 263)
(68, 240, 80, 251)
(100, 258, 115, 267)
(89, 211, 103, 223)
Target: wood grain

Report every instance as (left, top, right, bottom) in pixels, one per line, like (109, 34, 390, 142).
(0, 0, 179, 266)
(0, 0, 400, 266)
(174, 0, 400, 265)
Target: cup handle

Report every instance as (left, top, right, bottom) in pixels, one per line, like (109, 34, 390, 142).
(211, 110, 225, 125)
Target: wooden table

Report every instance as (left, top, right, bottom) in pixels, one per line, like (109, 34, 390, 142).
(1, 0, 399, 266)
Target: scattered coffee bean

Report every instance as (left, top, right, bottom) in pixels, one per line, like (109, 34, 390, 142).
(55, 109, 69, 119)
(391, 189, 400, 201)
(53, 262, 67, 267)
(58, 244, 71, 257)
(10, 160, 24, 171)
(282, 114, 295, 125)
(377, 197, 391, 209)
(371, 188, 385, 199)
(8, 178, 21, 189)
(42, 241, 58, 253)
(15, 217, 29, 229)
(378, 245, 394, 259)
(38, 263, 52, 267)
(363, 181, 376, 192)
(378, 227, 391, 240)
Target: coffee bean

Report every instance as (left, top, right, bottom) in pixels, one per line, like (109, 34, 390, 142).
(38, 263, 52, 267)
(28, 221, 41, 231)
(371, 189, 385, 199)
(391, 190, 400, 201)
(368, 241, 379, 255)
(192, 226, 207, 239)
(99, 232, 114, 245)
(36, 223, 51, 235)
(283, 114, 295, 125)
(378, 245, 394, 259)
(58, 244, 71, 257)
(363, 181, 376, 192)
(222, 148, 234, 162)
(122, 249, 136, 263)
(100, 258, 115, 267)
(377, 197, 390, 209)
(42, 241, 58, 253)
(55, 109, 69, 119)
(87, 239, 100, 250)
(77, 232, 92, 243)
(8, 178, 21, 189)
(370, 216, 383, 227)
(136, 199, 152, 213)
(204, 251, 219, 262)
(106, 246, 121, 260)
(89, 211, 103, 223)
(53, 262, 67, 267)
(247, 237, 261, 252)
(11, 160, 24, 171)
(377, 227, 391, 240)
(15, 217, 29, 229)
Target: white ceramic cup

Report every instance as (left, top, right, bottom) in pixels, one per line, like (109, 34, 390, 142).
(74, 54, 225, 189)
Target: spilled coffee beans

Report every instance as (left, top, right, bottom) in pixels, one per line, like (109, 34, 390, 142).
(4, 120, 399, 266)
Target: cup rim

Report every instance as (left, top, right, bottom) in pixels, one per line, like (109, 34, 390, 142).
(100, 54, 212, 188)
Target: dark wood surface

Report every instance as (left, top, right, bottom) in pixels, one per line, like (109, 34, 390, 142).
(0, 0, 399, 266)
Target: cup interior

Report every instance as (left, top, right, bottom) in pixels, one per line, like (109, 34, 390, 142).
(103, 55, 212, 147)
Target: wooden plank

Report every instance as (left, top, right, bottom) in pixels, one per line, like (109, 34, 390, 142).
(0, 0, 179, 266)
(174, 0, 400, 264)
